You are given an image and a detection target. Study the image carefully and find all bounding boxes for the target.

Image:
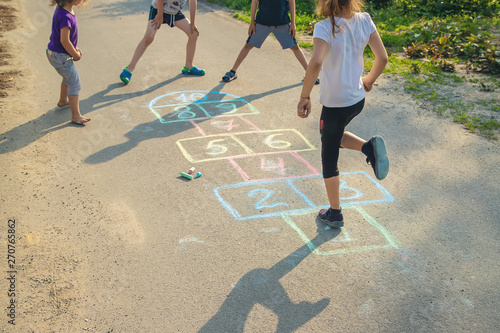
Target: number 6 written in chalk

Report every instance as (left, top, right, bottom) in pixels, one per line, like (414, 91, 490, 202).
(264, 134, 292, 149)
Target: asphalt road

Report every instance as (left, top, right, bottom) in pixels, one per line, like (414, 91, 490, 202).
(1, 0, 499, 332)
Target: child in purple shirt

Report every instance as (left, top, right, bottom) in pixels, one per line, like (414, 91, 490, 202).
(47, 0, 90, 125)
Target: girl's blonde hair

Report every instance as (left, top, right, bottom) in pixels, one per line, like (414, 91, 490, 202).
(316, 0, 365, 36)
(50, 0, 89, 7)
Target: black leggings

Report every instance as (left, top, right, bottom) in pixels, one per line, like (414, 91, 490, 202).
(320, 98, 365, 178)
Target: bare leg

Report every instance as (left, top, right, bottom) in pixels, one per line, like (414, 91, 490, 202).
(175, 19, 198, 69)
(69, 94, 90, 124)
(290, 44, 308, 71)
(324, 176, 341, 210)
(57, 82, 69, 107)
(340, 131, 366, 151)
(230, 43, 254, 72)
(126, 21, 158, 72)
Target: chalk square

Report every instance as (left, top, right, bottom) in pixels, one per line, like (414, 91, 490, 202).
(176, 134, 253, 163)
(282, 206, 398, 256)
(235, 129, 316, 154)
(213, 180, 315, 220)
(229, 152, 320, 182)
(292, 172, 397, 208)
(192, 116, 261, 136)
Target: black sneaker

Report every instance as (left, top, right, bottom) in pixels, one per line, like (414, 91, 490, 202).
(318, 208, 344, 228)
(364, 136, 389, 180)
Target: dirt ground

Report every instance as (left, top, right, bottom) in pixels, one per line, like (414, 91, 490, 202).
(0, 1, 499, 332)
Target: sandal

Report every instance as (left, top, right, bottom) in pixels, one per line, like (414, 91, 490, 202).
(303, 77, 321, 85)
(182, 66, 205, 76)
(120, 67, 132, 85)
(222, 70, 237, 82)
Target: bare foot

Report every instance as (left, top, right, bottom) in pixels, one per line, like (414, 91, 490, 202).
(70, 116, 91, 125)
(57, 100, 69, 107)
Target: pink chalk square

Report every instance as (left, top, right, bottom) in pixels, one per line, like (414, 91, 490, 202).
(229, 152, 320, 182)
(190, 116, 261, 136)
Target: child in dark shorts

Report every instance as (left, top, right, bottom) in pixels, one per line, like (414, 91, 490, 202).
(120, 0, 205, 85)
(222, 0, 318, 84)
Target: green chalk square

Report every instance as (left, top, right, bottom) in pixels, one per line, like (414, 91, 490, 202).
(282, 206, 399, 256)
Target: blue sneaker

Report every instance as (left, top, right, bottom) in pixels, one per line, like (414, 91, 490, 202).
(318, 208, 344, 228)
(120, 67, 132, 85)
(182, 66, 205, 76)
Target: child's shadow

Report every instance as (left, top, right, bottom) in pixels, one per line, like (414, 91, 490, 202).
(199, 219, 340, 332)
(84, 81, 302, 164)
(0, 76, 182, 155)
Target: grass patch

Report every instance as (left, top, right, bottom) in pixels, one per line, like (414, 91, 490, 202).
(214, 0, 499, 139)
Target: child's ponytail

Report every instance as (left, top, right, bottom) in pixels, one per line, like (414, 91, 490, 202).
(316, 0, 365, 36)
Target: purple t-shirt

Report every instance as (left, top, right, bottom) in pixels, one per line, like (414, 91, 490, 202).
(48, 6, 78, 54)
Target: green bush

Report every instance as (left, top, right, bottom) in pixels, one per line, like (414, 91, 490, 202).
(395, 0, 499, 18)
(367, 0, 394, 9)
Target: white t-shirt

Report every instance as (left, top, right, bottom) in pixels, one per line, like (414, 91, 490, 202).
(313, 13, 377, 107)
(152, 0, 186, 15)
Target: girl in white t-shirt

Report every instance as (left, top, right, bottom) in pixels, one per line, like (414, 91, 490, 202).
(297, 0, 388, 228)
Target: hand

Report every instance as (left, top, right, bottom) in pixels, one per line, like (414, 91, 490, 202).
(297, 98, 311, 118)
(248, 22, 255, 36)
(152, 13, 163, 30)
(73, 48, 82, 61)
(191, 23, 199, 36)
(289, 24, 296, 39)
(362, 77, 373, 92)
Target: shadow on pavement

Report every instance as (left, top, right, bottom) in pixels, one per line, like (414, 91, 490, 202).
(89, 0, 150, 18)
(199, 218, 338, 332)
(0, 75, 182, 155)
(84, 82, 301, 164)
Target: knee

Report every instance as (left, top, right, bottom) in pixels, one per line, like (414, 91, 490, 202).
(67, 82, 81, 96)
(243, 43, 253, 51)
(290, 45, 299, 51)
(143, 34, 155, 46)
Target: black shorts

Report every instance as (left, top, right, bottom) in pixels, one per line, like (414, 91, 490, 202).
(320, 99, 365, 178)
(149, 6, 186, 27)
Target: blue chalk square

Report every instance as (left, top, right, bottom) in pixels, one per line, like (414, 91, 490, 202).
(214, 180, 315, 220)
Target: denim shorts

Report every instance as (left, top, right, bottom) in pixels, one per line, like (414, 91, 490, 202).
(46, 49, 81, 95)
(246, 23, 297, 49)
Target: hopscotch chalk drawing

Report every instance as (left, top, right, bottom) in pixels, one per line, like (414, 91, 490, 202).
(282, 207, 399, 256)
(213, 172, 396, 221)
(176, 129, 316, 163)
(148, 90, 398, 255)
(148, 90, 259, 123)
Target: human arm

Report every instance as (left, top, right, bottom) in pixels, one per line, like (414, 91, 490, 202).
(248, 0, 259, 36)
(362, 30, 388, 92)
(297, 37, 328, 118)
(60, 27, 81, 61)
(152, 0, 164, 30)
(288, 0, 296, 38)
(189, 0, 199, 34)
